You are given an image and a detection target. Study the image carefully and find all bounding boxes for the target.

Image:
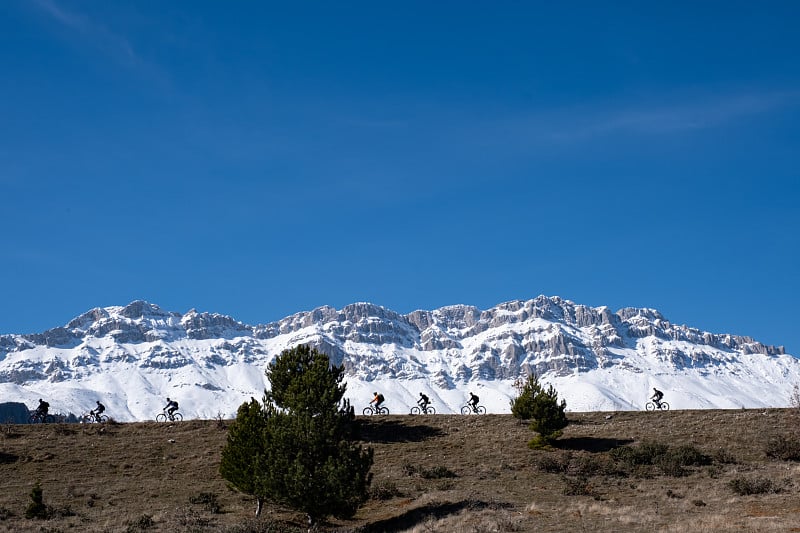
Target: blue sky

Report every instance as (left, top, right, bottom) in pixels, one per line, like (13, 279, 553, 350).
(1, 2, 798, 355)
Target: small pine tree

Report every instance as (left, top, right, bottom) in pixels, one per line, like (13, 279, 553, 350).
(510, 373, 568, 448)
(220, 345, 373, 526)
(25, 482, 47, 519)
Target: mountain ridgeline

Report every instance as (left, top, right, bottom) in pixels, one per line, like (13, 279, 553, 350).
(0, 296, 796, 419)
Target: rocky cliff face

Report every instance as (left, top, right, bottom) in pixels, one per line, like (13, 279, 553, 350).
(2, 296, 798, 418)
(0, 296, 788, 389)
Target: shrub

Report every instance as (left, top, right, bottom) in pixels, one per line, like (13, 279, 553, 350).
(125, 514, 155, 532)
(369, 479, 402, 500)
(710, 447, 737, 464)
(667, 445, 712, 466)
(224, 518, 304, 533)
(729, 476, 781, 495)
(609, 442, 710, 477)
(401, 461, 419, 476)
(561, 475, 593, 496)
(765, 434, 800, 461)
(534, 454, 570, 473)
(610, 441, 667, 467)
(189, 492, 222, 514)
(421, 465, 457, 479)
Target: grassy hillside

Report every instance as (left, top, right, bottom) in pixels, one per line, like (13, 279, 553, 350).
(1, 409, 799, 532)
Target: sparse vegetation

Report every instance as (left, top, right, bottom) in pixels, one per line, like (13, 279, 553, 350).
(369, 479, 402, 500)
(0, 410, 799, 531)
(729, 475, 782, 495)
(764, 433, 800, 461)
(125, 513, 155, 532)
(189, 492, 222, 514)
(421, 465, 457, 479)
(608, 441, 710, 477)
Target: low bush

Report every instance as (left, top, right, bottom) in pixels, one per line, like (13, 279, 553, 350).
(534, 454, 570, 473)
(609, 441, 710, 477)
(224, 518, 304, 533)
(765, 434, 800, 461)
(729, 475, 781, 496)
(401, 461, 419, 476)
(369, 479, 402, 500)
(561, 475, 593, 496)
(710, 447, 737, 464)
(421, 465, 457, 479)
(189, 492, 222, 514)
(125, 514, 155, 532)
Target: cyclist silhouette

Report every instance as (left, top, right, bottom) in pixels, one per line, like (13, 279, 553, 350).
(418, 392, 430, 411)
(651, 388, 664, 407)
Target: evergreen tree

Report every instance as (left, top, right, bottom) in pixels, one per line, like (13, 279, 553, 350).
(218, 398, 272, 516)
(220, 345, 373, 526)
(510, 372, 568, 447)
(25, 482, 47, 519)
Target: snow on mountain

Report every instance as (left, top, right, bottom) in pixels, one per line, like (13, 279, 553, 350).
(0, 296, 797, 421)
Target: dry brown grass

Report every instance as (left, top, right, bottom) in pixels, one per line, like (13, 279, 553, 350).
(0, 409, 799, 532)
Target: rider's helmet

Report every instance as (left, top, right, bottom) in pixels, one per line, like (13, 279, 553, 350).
(96, 400, 101, 405)
(373, 392, 377, 396)
(38, 398, 42, 402)
(419, 392, 423, 396)
(166, 397, 171, 401)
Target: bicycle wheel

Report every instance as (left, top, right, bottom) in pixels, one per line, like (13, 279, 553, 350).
(659, 402, 670, 411)
(461, 405, 471, 415)
(81, 414, 93, 424)
(425, 406, 436, 415)
(98, 415, 109, 423)
(645, 402, 656, 411)
(362, 407, 373, 416)
(171, 413, 183, 421)
(476, 406, 486, 415)
(156, 413, 168, 422)
(410, 406, 421, 415)
(28, 413, 39, 424)
(44, 415, 56, 424)
(378, 406, 389, 415)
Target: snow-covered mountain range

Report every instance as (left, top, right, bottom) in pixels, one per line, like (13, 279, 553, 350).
(1, 296, 798, 421)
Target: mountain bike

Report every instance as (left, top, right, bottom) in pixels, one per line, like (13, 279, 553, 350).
(645, 401, 670, 411)
(461, 404, 486, 415)
(362, 404, 389, 416)
(81, 412, 109, 423)
(410, 404, 436, 415)
(28, 411, 56, 424)
(156, 410, 184, 422)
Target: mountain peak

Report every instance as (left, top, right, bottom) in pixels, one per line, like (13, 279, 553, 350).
(0, 296, 795, 420)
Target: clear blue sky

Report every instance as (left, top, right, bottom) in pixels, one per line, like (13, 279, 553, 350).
(1, 2, 798, 355)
